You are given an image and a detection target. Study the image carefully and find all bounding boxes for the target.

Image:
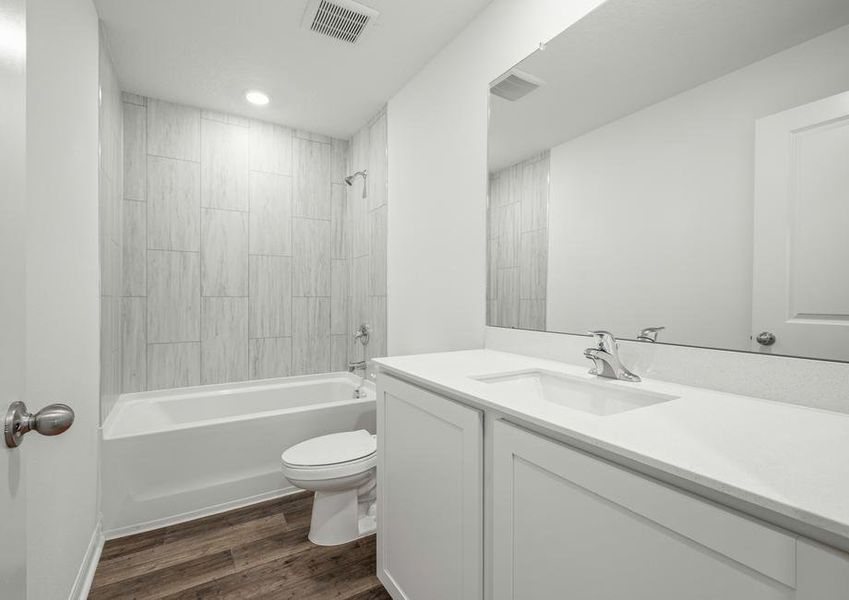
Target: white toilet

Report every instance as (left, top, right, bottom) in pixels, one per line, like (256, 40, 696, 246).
(281, 429, 377, 546)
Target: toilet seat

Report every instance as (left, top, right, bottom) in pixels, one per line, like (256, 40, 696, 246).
(281, 430, 376, 481)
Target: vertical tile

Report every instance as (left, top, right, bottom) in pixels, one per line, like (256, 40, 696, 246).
(122, 200, 146, 296)
(201, 297, 248, 384)
(521, 153, 549, 232)
(351, 188, 369, 258)
(249, 172, 292, 256)
(369, 205, 387, 296)
(201, 208, 248, 296)
(293, 138, 331, 219)
(331, 184, 348, 259)
(368, 296, 387, 360)
(368, 112, 387, 210)
(295, 129, 332, 143)
(201, 109, 250, 127)
(494, 202, 520, 268)
(331, 138, 349, 184)
(331, 335, 348, 371)
(123, 102, 146, 201)
(147, 342, 200, 390)
(249, 120, 292, 175)
(147, 99, 200, 161)
(147, 156, 200, 251)
(121, 297, 146, 392)
(519, 299, 546, 331)
(147, 250, 200, 343)
(121, 92, 146, 106)
(292, 218, 330, 296)
(331, 259, 348, 335)
(495, 267, 520, 328)
(248, 337, 292, 380)
(201, 118, 249, 210)
(351, 255, 369, 326)
(249, 255, 292, 338)
(519, 229, 547, 300)
(292, 297, 330, 375)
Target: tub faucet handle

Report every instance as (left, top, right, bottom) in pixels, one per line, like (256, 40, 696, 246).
(353, 323, 371, 346)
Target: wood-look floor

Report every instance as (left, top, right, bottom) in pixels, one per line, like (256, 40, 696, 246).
(89, 492, 390, 599)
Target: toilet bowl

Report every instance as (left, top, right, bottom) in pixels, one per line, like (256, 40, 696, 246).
(281, 429, 377, 546)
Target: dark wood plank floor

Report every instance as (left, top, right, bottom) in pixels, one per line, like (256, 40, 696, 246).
(89, 491, 390, 599)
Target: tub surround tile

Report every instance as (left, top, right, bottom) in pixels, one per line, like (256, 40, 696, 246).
(122, 200, 146, 296)
(495, 267, 520, 328)
(331, 335, 348, 371)
(248, 337, 292, 380)
(249, 172, 292, 256)
(201, 208, 249, 296)
(121, 297, 146, 392)
(201, 109, 250, 128)
(368, 206, 387, 296)
(201, 297, 248, 385)
(249, 255, 292, 338)
(294, 139, 332, 219)
(519, 299, 546, 331)
(292, 218, 330, 297)
(147, 250, 200, 343)
(519, 229, 547, 300)
(331, 184, 348, 259)
(121, 91, 146, 106)
(331, 139, 349, 184)
(331, 259, 349, 335)
(368, 296, 387, 360)
(249, 121, 292, 175)
(147, 342, 201, 390)
(201, 118, 249, 211)
(367, 113, 387, 211)
(292, 297, 330, 375)
(147, 156, 201, 251)
(295, 129, 332, 144)
(123, 102, 146, 201)
(147, 99, 200, 162)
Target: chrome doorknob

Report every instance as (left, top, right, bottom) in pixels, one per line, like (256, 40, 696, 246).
(4, 401, 75, 448)
(756, 331, 776, 346)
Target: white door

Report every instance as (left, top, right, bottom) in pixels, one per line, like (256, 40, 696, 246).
(0, 0, 28, 597)
(753, 91, 849, 361)
(376, 375, 483, 600)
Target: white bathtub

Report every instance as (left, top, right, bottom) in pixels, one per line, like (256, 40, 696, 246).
(101, 372, 376, 537)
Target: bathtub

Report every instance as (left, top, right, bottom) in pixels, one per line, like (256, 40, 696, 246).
(101, 372, 375, 537)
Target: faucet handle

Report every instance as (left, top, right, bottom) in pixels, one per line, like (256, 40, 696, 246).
(637, 326, 665, 342)
(587, 330, 617, 351)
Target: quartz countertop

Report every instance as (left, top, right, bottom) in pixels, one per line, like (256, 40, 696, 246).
(373, 349, 849, 550)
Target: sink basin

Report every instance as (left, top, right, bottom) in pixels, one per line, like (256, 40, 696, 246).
(472, 370, 677, 416)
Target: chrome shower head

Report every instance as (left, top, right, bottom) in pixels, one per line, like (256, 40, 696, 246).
(344, 170, 368, 199)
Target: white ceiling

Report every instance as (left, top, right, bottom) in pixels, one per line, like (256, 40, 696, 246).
(95, 0, 492, 138)
(489, 0, 849, 171)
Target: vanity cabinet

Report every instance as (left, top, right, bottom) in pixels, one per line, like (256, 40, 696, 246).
(492, 420, 849, 600)
(376, 375, 483, 600)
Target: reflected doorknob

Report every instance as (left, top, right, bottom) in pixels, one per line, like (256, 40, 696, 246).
(4, 401, 75, 448)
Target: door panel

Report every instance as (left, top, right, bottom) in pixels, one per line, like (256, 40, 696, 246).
(753, 91, 849, 361)
(0, 0, 28, 597)
(377, 375, 483, 600)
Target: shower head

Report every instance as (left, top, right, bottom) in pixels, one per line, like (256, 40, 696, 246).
(344, 170, 368, 199)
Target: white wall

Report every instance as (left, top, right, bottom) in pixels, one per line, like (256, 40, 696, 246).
(386, 0, 606, 356)
(546, 24, 849, 351)
(26, 0, 101, 597)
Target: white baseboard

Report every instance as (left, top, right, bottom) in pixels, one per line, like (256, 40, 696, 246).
(69, 520, 104, 600)
(103, 486, 301, 540)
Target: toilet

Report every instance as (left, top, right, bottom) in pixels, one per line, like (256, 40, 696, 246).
(281, 429, 377, 546)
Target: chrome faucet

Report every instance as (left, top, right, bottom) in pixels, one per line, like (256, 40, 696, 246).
(584, 330, 641, 382)
(637, 326, 665, 343)
(347, 360, 366, 374)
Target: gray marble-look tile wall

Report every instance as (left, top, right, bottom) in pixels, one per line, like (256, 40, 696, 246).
(487, 151, 549, 331)
(119, 95, 386, 391)
(346, 109, 388, 368)
(99, 28, 124, 422)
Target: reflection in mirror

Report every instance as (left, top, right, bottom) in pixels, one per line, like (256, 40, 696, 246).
(487, 0, 849, 362)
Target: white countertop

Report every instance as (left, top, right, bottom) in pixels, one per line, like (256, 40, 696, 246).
(374, 349, 849, 549)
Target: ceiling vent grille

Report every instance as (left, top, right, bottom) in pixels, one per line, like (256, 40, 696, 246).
(490, 69, 545, 102)
(303, 0, 379, 44)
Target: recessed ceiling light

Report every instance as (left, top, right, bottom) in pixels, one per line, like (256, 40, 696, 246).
(245, 90, 270, 106)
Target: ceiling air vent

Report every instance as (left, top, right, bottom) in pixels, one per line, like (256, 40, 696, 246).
(490, 69, 545, 102)
(302, 0, 379, 44)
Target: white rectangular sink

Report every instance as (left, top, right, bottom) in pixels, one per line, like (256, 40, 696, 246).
(472, 369, 678, 416)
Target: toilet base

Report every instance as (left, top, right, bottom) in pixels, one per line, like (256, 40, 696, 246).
(308, 487, 377, 546)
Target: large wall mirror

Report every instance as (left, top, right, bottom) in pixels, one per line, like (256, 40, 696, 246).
(487, 0, 849, 362)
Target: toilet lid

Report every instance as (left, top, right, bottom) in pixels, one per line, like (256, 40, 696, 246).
(282, 430, 376, 467)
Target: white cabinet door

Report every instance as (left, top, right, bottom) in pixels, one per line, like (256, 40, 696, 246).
(377, 375, 483, 600)
(493, 420, 802, 600)
(752, 90, 849, 361)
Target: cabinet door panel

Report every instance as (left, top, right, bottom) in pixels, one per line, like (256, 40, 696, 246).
(493, 420, 797, 600)
(377, 375, 483, 600)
